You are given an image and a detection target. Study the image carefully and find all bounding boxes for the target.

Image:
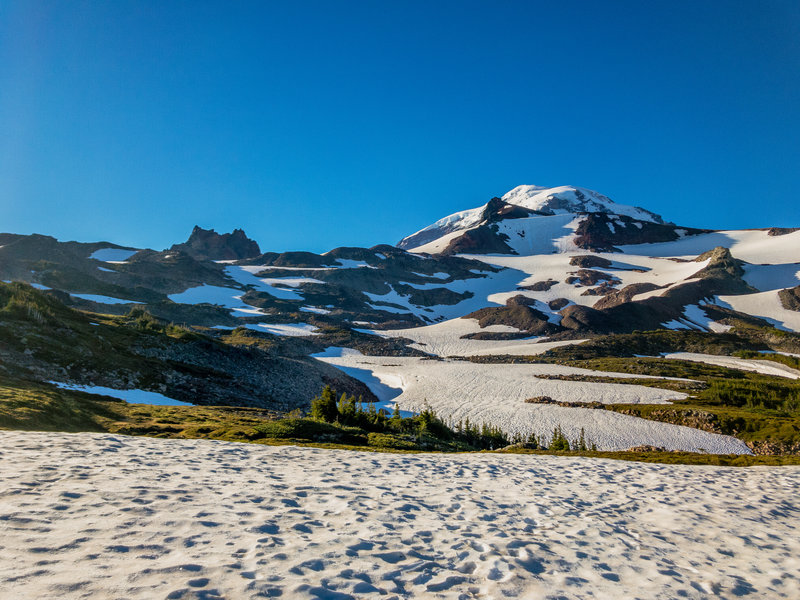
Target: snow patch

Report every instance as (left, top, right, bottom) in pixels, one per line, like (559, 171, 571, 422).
(49, 382, 191, 406)
(71, 293, 138, 305)
(246, 323, 319, 337)
(316, 354, 749, 453)
(89, 248, 138, 262)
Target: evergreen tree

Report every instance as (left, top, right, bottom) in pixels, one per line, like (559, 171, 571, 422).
(310, 385, 339, 422)
(549, 425, 570, 451)
(389, 404, 402, 430)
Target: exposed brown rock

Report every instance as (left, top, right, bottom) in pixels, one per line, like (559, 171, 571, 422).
(573, 212, 712, 252)
(520, 279, 557, 292)
(481, 197, 538, 223)
(627, 445, 667, 452)
(170, 226, 261, 261)
(581, 282, 618, 296)
(592, 282, 661, 310)
(505, 295, 538, 307)
(548, 298, 570, 310)
(767, 227, 800, 236)
(440, 224, 515, 255)
(466, 304, 561, 335)
(565, 269, 619, 287)
(569, 255, 612, 268)
(525, 396, 555, 404)
(779, 286, 800, 311)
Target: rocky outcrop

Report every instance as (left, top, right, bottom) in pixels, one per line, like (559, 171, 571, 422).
(767, 227, 800, 236)
(170, 226, 261, 261)
(481, 197, 538, 223)
(465, 304, 561, 336)
(592, 283, 661, 310)
(779, 286, 800, 311)
(439, 224, 515, 255)
(565, 269, 620, 287)
(613, 407, 723, 434)
(746, 439, 800, 455)
(548, 298, 570, 310)
(569, 255, 613, 269)
(573, 213, 711, 252)
(519, 279, 557, 292)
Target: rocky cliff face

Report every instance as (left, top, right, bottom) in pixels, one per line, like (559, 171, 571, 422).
(572, 213, 711, 252)
(170, 226, 261, 261)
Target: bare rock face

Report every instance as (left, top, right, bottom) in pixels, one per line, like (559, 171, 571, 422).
(691, 246, 754, 294)
(465, 303, 561, 336)
(170, 226, 261, 261)
(573, 213, 712, 252)
(779, 286, 800, 311)
(481, 197, 538, 223)
(565, 269, 620, 287)
(768, 227, 800, 236)
(548, 298, 570, 310)
(440, 224, 515, 255)
(520, 279, 557, 292)
(569, 255, 613, 269)
(592, 283, 661, 310)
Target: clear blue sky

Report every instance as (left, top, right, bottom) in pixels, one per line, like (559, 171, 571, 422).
(1, 1, 798, 253)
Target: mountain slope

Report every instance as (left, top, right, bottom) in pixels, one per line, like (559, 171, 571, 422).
(398, 185, 669, 254)
(3, 183, 800, 453)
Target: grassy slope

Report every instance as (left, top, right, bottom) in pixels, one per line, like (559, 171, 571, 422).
(0, 376, 474, 452)
(532, 335, 800, 452)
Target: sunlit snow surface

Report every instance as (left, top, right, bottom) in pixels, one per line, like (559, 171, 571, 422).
(49, 382, 191, 406)
(715, 290, 800, 332)
(89, 248, 138, 262)
(167, 284, 267, 315)
(4, 431, 797, 599)
(213, 323, 320, 336)
(664, 352, 800, 379)
(71, 293, 138, 305)
(358, 317, 583, 356)
(314, 350, 750, 453)
(247, 323, 319, 336)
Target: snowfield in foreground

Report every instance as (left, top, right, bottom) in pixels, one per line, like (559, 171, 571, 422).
(1, 432, 797, 600)
(315, 352, 750, 453)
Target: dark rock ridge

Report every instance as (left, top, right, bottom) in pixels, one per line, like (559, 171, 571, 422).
(397, 197, 541, 254)
(170, 226, 261, 261)
(572, 213, 712, 252)
(520, 280, 558, 292)
(481, 197, 539, 223)
(569, 255, 613, 269)
(465, 302, 560, 337)
(439, 224, 516, 255)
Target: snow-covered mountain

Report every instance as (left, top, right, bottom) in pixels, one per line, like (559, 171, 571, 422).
(4, 185, 800, 452)
(2, 186, 798, 338)
(398, 184, 665, 254)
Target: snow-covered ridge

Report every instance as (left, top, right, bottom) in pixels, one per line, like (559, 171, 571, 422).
(398, 184, 663, 252)
(501, 185, 662, 223)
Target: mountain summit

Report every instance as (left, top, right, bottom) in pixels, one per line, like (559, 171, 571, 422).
(398, 185, 670, 255)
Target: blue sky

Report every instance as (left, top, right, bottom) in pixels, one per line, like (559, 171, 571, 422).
(1, 1, 798, 253)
